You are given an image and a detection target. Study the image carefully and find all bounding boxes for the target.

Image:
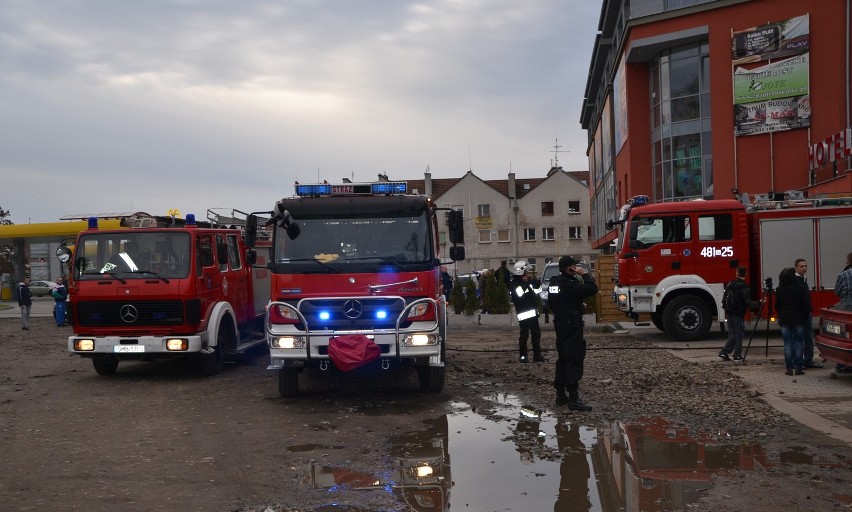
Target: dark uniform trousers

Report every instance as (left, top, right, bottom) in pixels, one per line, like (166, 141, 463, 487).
(518, 317, 542, 358)
(553, 313, 585, 393)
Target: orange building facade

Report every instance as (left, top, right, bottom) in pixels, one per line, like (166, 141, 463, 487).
(582, 0, 852, 250)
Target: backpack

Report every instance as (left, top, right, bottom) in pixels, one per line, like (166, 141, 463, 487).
(722, 280, 744, 313)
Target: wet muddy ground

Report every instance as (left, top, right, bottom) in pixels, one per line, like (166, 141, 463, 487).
(0, 315, 850, 511)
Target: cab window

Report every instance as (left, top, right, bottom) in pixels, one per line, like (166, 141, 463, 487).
(630, 215, 691, 248)
(698, 214, 733, 241)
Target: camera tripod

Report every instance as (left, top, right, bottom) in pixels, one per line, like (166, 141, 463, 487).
(742, 278, 773, 362)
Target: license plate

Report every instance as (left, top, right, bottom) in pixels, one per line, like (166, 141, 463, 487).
(114, 345, 144, 353)
(825, 324, 842, 335)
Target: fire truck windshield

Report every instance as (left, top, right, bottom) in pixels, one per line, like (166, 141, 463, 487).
(274, 212, 432, 271)
(73, 232, 191, 280)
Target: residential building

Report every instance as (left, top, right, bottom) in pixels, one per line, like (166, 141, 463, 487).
(582, 0, 852, 250)
(410, 167, 593, 275)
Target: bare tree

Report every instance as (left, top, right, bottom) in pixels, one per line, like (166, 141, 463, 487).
(0, 206, 14, 273)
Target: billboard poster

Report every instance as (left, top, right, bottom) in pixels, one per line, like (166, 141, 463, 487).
(733, 53, 810, 136)
(732, 13, 809, 65)
(733, 53, 809, 104)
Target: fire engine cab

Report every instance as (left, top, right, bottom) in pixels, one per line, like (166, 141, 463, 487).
(246, 180, 465, 397)
(609, 192, 852, 341)
(63, 210, 271, 375)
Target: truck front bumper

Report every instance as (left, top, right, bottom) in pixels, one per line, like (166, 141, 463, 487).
(68, 333, 206, 355)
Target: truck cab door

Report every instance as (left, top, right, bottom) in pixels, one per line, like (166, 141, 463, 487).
(624, 214, 694, 286)
(693, 212, 740, 285)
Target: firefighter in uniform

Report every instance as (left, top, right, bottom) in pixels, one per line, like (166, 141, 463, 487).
(510, 260, 543, 363)
(547, 256, 598, 410)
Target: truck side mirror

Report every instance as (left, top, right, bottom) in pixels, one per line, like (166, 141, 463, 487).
(449, 246, 465, 261)
(245, 249, 257, 265)
(447, 210, 464, 244)
(56, 246, 72, 263)
(245, 215, 258, 248)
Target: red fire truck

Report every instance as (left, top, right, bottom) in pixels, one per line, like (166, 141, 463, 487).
(63, 210, 271, 375)
(245, 180, 465, 397)
(609, 192, 852, 340)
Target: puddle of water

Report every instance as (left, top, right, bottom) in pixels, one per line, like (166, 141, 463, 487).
(306, 393, 835, 511)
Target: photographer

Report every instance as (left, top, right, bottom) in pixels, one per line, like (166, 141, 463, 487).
(718, 267, 760, 362)
(547, 256, 598, 410)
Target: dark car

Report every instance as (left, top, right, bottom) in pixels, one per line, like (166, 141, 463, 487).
(538, 261, 591, 312)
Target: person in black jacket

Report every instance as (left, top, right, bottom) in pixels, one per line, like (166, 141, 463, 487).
(547, 256, 598, 410)
(793, 258, 822, 368)
(510, 261, 542, 363)
(775, 267, 810, 375)
(17, 277, 32, 331)
(718, 267, 760, 361)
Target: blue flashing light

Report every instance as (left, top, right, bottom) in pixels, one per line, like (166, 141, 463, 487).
(87, 217, 98, 230)
(629, 195, 649, 207)
(295, 184, 332, 197)
(375, 310, 388, 320)
(371, 182, 407, 195)
(319, 311, 331, 321)
(186, 213, 196, 225)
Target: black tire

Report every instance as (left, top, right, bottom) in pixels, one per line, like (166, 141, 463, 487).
(278, 368, 299, 397)
(417, 366, 445, 393)
(651, 311, 665, 332)
(199, 321, 232, 376)
(662, 295, 712, 341)
(92, 355, 119, 375)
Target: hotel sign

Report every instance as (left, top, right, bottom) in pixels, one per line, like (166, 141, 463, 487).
(809, 128, 852, 171)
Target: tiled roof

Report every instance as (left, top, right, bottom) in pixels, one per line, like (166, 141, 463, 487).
(406, 167, 589, 201)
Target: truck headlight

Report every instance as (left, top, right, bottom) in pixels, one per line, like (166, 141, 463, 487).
(403, 334, 437, 346)
(166, 338, 189, 351)
(617, 293, 628, 307)
(74, 339, 95, 351)
(271, 336, 305, 349)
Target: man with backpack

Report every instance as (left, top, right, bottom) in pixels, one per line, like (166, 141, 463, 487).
(719, 267, 760, 361)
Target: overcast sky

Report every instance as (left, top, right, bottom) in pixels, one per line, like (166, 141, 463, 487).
(1, 0, 601, 224)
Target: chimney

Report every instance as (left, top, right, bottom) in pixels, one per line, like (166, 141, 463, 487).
(508, 172, 517, 200)
(425, 171, 433, 197)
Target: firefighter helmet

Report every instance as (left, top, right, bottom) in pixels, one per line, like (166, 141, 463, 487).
(512, 260, 531, 276)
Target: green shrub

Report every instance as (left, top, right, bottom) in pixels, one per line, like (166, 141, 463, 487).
(450, 278, 466, 314)
(483, 271, 511, 314)
(463, 279, 479, 315)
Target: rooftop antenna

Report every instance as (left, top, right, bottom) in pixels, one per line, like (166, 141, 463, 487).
(468, 144, 473, 172)
(551, 138, 568, 168)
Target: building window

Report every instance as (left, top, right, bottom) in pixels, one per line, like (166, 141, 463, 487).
(478, 230, 491, 243)
(477, 204, 490, 217)
(569, 226, 582, 239)
(497, 230, 510, 242)
(523, 228, 535, 241)
(542, 227, 555, 240)
(650, 42, 712, 202)
(541, 202, 554, 216)
(568, 201, 580, 213)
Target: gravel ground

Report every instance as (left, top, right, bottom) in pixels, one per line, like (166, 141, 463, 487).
(1, 312, 850, 511)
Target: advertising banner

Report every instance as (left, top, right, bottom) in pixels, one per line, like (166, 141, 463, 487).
(733, 54, 810, 136)
(732, 14, 809, 65)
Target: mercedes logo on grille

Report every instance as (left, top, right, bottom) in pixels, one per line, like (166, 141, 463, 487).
(120, 304, 139, 324)
(342, 299, 362, 319)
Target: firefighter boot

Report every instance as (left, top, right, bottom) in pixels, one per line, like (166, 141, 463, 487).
(532, 339, 545, 362)
(555, 387, 569, 406)
(567, 385, 592, 411)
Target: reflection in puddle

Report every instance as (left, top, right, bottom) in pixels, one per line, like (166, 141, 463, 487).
(306, 394, 830, 511)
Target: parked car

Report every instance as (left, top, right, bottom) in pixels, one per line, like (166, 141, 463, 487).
(29, 280, 58, 297)
(538, 261, 591, 312)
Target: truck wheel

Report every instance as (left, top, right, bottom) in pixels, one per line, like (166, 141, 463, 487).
(92, 355, 119, 375)
(278, 368, 299, 397)
(663, 295, 712, 341)
(417, 366, 445, 393)
(651, 312, 665, 332)
(199, 322, 231, 376)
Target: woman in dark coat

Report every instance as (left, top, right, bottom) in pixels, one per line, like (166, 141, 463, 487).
(774, 267, 810, 375)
